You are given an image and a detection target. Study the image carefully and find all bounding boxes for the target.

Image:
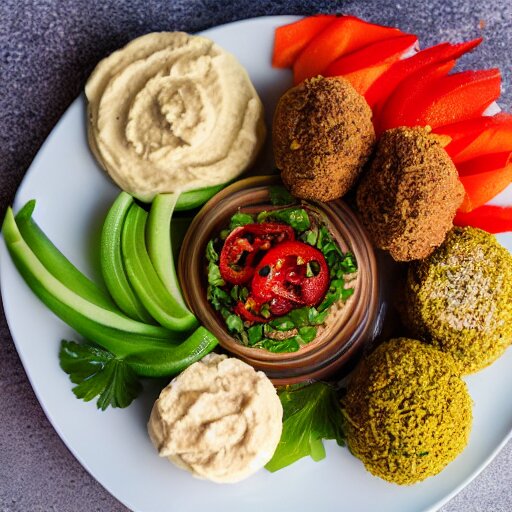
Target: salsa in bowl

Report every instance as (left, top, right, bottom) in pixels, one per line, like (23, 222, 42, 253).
(178, 176, 380, 384)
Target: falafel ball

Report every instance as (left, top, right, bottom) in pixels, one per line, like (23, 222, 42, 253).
(356, 126, 464, 262)
(343, 337, 472, 485)
(401, 227, 512, 374)
(273, 76, 375, 202)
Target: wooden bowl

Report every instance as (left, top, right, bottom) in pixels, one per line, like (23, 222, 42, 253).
(178, 176, 380, 385)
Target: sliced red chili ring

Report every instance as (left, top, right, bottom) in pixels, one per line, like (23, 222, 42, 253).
(234, 301, 267, 323)
(219, 222, 295, 285)
(251, 240, 329, 307)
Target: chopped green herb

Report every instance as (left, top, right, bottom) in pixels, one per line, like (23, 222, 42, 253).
(256, 337, 301, 353)
(270, 318, 295, 331)
(206, 239, 219, 263)
(257, 208, 311, 232)
(269, 185, 296, 206)
(207, 261, 225, 287)
(225, 314, 244, 333)
(247, 324, 263, 345)
(298, 326, 317, 343)
(229, 211, 254, 229)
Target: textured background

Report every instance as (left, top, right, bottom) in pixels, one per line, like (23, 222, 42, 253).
(1, 1, 511, 511)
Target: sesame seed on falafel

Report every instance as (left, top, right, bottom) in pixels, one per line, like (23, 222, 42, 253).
(401, 226, 512, 374)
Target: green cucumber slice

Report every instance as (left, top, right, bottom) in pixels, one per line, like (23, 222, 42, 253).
(15, 200, 117, 312)
(100, 192, 155, 323)
(175, 184, 226, 211)
(121, 203, 198, 331)
(2, 208, 171, 339)
(125, 326, 218, 377)
(147, 193, 186, 307)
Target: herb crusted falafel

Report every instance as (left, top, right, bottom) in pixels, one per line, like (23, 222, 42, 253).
(273, 76, 375, 202)
(342, 337, 472, 485)
(401, 227, 512, 374)
(356, 126, 464, 262)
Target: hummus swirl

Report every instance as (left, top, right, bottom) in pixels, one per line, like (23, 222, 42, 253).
(86, 32, 266, 201)
(148, 354, 282, 483)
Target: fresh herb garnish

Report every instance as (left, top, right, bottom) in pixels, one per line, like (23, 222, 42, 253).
(269, 185, 296, 206)
(229, 211, 255, 229)
(257, 207, 311, 232)
(265, 382, 346, 472)
(59, 340, 142, 410)
(205, 207, 357, 353)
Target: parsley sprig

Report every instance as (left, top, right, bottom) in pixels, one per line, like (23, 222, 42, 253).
(59, 340, 142, 410)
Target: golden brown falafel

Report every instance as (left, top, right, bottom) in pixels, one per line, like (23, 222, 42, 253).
(273, 76, 375, 202)
(343, 337, 472, 485)
(356, 126, 464, 262)
(401, 227, 512, 374)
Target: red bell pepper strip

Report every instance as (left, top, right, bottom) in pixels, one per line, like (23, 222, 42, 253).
(324, 34, 418, 95)
(435, 113, 512, 163)
(457, 152, 512, 212)
(365, 38, 482, 110)
(378, 65, 500, 133)
(272, 15, 338, 68)
(454, 205, 512, 233)
(377, 60, 456, 134)
(219, 223, 295, 285)
(414, 68, 501, 128)
(251, 240, 329, 307)
(292, 15, 405, 84)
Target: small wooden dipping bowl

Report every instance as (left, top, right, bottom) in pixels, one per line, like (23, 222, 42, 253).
(178, 176, 380, 385)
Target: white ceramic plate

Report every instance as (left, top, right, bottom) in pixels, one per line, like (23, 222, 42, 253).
(1, 15, 511, 512)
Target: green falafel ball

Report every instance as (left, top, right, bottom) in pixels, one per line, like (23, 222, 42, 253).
(343, 338, 472, 485)
(402, 227, 512, 374)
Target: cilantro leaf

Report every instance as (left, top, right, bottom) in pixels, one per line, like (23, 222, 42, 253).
(207, 261, 225, 286)
(257, 208, 311, 232)
(229, 212, 254, 229)
(269, 185, 296, 206)
(59, 340, 142, 411)
(265, 382, 345, 472)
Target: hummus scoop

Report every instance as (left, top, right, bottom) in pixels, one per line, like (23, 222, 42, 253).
(148, 353, 283, 483)
(86, 32, 266, 202)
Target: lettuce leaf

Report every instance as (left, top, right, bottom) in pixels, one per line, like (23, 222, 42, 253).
(265, 382, 345, 472)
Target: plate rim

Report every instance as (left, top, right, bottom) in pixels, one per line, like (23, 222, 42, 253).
(1, 13, 511, 512)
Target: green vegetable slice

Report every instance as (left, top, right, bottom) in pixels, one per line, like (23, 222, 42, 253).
(175, 184, 226, 211)
(100, 192, 155, 323)
(125, 326, 219, 377)
(147, 193, 186, 307)
(15, 200, 116, 312)
(121, 203, 198, 331)
(60, 340, 143, 410)
(265, 382, 345, 472)
(2, 207, 172, 339)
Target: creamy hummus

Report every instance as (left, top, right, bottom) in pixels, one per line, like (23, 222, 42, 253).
(86, 32, 266, 201)
(148, 353, 282, 483)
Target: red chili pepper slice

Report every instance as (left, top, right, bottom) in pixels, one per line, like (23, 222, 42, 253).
(219, 222, 295, 285)
(234, 301, 267, 323)
(251, 240, 329, 307)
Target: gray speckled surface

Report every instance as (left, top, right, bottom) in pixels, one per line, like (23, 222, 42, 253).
(1, 1, 511, 511)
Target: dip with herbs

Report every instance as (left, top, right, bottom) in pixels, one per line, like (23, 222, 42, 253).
(205, 187, 357, 353)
